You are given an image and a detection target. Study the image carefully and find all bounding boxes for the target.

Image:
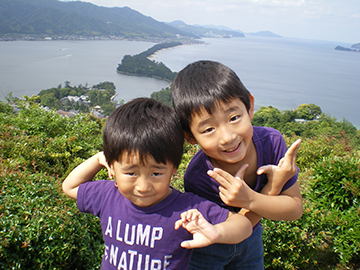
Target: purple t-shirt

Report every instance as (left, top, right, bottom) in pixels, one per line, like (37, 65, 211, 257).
(77, 180, 229, 270)
(184, 126, 298, 213)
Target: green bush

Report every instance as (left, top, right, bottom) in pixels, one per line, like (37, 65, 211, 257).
(308, 154, 360, 267)
(0, 160, 103, 269)
(0, 102, 103, 178)
(1, 99, 360, 269)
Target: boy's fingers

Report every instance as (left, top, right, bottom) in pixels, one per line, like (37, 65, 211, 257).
(257, 164, 275, 175)
(174, 219, 183, 230)
(207, 169, 231, 188)
(234, 164, 249, 180)
(285, 139, 301, 160)
(180, 240, 193, 249)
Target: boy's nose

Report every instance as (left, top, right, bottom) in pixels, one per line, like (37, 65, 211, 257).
(219, 126, 235, 145)
(135, 177, 152, 193)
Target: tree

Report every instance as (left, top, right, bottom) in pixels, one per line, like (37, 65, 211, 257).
(294, 103, 321, 120)
(251, 106, 281, 128)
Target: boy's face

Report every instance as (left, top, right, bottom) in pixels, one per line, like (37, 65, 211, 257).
(187, 97, 254, 168)
(110, 152, 176, 207)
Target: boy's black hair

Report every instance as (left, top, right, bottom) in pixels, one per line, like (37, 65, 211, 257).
(103, 98, 184, 168)
(172, 60, 251, 135)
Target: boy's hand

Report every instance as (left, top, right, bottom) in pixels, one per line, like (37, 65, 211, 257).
(175, 209, 220, 249)
(97, 152, 113, 179)
(207, 164, 254, 209)
(257, 139, 301, 195)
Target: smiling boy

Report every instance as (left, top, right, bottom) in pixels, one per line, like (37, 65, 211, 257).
(172, 60, 303, 269)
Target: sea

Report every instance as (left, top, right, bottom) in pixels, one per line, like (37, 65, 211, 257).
(0, 37, 359, 128)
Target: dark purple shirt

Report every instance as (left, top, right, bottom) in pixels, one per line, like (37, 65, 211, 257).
(78, 180, 229, 270)
(184, 126, 298, 213)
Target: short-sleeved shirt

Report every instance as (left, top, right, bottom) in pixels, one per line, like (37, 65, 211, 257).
(184, 126, 298, 213)
(77, 180, 229, 270)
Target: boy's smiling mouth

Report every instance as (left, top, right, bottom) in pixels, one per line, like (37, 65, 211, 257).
(224, 142, 241, 153)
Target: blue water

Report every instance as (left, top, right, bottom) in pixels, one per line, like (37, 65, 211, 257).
(0, 37, 359, 128)
(152, 37, 360, 128)
(0, 40, 169, 103)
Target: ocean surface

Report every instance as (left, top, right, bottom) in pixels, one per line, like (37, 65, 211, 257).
(0, 37, 359, 128)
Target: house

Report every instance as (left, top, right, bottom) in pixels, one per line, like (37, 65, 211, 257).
(60, 95, 90, 106)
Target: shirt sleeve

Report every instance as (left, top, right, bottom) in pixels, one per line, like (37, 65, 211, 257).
(191, 193, 229, 225)
(77, 180, 110, 217)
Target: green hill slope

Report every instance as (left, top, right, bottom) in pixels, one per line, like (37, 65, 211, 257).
(0, 0, 197, 39)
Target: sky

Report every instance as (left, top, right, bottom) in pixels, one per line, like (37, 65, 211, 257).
(61, 0, 360, 44)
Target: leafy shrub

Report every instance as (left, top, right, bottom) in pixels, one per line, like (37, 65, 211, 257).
(310, 154, 360, 211)
(1, 99, 360, 269)
(0, 160, 103, 269)
(284, 132, 355, 171)
(0, 102, 103, 178)
(308, 154, 360, 267)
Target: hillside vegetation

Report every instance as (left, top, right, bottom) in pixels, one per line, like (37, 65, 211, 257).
(117, 42, 181, 82)
(0, 97, 359, 269)
(0, 0, 196, 40)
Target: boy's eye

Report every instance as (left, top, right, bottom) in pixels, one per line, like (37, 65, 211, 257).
(202, 127, 214, 134)
(152, 172, 163, 176)
(230, 115, 240, 122)
(126, 172, 136, 176)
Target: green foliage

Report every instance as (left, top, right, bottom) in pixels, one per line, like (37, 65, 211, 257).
(288, 132, 355, 171)
(1, 99, 360, 269)
(117, 42, 180, 82)
(0, 0, 195, 39)
(0, 161, 103, 269)
(37, 81, 116, 116)
(294, 103, 322, 120)
(171, 143, 200, 192)
(252, 104, 360, 146)
(309, 154, 360, 211)
(150, 87, 172, 107)
(0, 101, 103, 178)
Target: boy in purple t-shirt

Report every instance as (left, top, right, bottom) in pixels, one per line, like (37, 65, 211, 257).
(62, 98, 252, 270)
(172, 60, 303, 269)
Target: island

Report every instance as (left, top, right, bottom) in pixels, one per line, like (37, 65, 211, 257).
(334, 43, 360, 52)
(116, 42, 181, 82)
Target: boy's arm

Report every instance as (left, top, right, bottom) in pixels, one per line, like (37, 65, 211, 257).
(175, 209, 252, 249)
(257, 139, 301, 196)
(240, 139, 302, 225)
(209, 139, 303, 221)
(210, 169, 303, 221)
(62, 152, 110, 200)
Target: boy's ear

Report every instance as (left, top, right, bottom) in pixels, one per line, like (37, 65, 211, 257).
(249, 94, 255, 120)
(184, 131, 197, 145)
(109, 164, 116, 185)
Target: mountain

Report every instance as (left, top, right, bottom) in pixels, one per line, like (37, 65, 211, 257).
(166, 20, 244, 38)
(245, 30, 282, 38)
(194, 24, 243, 33)
(0, 0, 197, 39)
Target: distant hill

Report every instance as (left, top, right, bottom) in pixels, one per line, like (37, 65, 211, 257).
(195, 24, 244, 33)
(166, 20, 244, 38)
(245, 30, 282, 38)
(0, 0, 197, 39)
(335, 45, 360, 52)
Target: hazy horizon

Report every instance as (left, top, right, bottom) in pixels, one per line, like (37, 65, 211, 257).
(60, 0, 360, 44)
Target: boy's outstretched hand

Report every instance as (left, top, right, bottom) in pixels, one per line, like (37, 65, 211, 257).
(175, 209, 220, 249)
(208, 164, 253, 208)
(208, 139, 302, 208)
(257, 138, 301, 195)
